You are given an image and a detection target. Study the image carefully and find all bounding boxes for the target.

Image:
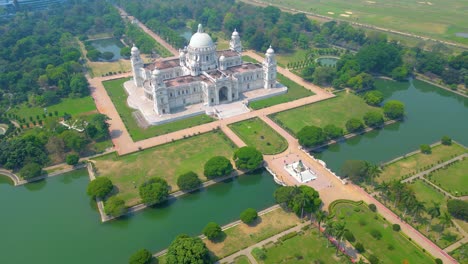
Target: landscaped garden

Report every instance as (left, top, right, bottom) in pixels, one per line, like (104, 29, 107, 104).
(329, 200, 435, 264)
(450, 243, 467, 263)
(378, 142, 467, 183)
(270, 91, 382, 135)
(203, 208, 299, 259)
(103, 78, 215, 141)
(229, 118, 288, 155)
(427, 157, 468, 197)
(91, 131, 237, 206)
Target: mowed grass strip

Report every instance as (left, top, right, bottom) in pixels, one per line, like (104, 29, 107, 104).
(331, 201, 434, 264)
(229, 118, 288, 155)
(233, 255, 251, 264)
(92, 131, 237, 206)
(270, 91, 381, 135)
(378, 143, 467, 183)
(204, 208, 300, 259)
(258, 228, 345, 264)
(427, 158, 468, 196)
(103, 78, 215, 141)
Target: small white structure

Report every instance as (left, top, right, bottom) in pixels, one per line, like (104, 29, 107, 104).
(284, 160, 317, 183)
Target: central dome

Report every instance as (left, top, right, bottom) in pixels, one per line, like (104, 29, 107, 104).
(188, 24, 214, 48)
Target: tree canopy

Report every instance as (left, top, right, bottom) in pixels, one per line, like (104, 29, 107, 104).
(202, 222, 223, 240)
(19, 162, 43, 179)
(105, 196, 127, 217)
(166, 234, 212, 264)
(240, 208, 258, 224)
(177, 171, 202, 191)
(383, 100, 405, 119)
(233, 146, 263, 170)
(447, 200, 467, 221)
(87, 177, 113, 199)
(204, 156, 233, 179)
(323, 124, 344, 140)
(345, 118, 365, 133)
(274, 185, 322, 216)
(139, 177, 170, 205)
(363, 90, 384, 106)
(129, 249, 153, 264)
(363, 111, 384, 127)
(297, 125, 327, 148)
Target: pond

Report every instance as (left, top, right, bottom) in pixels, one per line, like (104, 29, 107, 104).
(179, 28, 192, 41)
(314, 78, 468, 172)
(455, 32, 468, 38)
(0, 169, 278, 264)
(88, 38, 124, 61)
(316, 56, 339, 67)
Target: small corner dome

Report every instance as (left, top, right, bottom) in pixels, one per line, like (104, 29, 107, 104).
(131, 45, 139, 53)
(219, 55, 226, 61)
(266, 45, 275, 55)
(152, 69, 160, 75)
(232, 29, 239, 36)
(188, 24, 214, 48)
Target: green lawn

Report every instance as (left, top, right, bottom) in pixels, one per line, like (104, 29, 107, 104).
(450, 243, 467, 263)
(427, 158, 468, 196)
(331, 201, 435, 264)
(229, 118, 288, 155)
(92, 131, 237, 206)
(258, 228, 347, 264)
(234, 255, 251, 264)
(204, 208, 299, 259)
(261, 0, 468, 45)
(249, 73, 314, 110)
(270, 91, 381, 135)
(378, 143, 467, 183)
(274, 49, 310, 67)
(103, 78, 215, 141)
(10, 96, 97, 121)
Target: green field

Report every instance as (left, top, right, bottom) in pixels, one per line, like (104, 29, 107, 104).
(259, 0, 468, 45)
(229, 118, 288, 155)
(92, 131, 236, 206)
(10, 96, 97, 121)
(258, 228, 347, 263)
(103, 78, 215, 141)
(427, 158, 468, 196)
(234, 255, 251, 264)
(331, 200, 435, 264)
(270, 91, 381, 135)
(379, 143, 467, 183)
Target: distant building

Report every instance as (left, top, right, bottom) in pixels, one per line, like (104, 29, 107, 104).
(131, 24, 279, 115)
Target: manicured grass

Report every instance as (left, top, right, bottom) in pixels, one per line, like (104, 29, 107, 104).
(249, 73, 314, 110)
(270, 91, 381, 135)
(274, 48, 309, 67)
(450, 243, 467, 263)
(262, 0, 468, 45)
(378, 143, 467, 183)
(427, 157, 468, 196)
(258, 228, 347, 263)
(10, 96, 97, 121)
(204, 208, 300, 259)
(331, 201, 435, 264)
(88, 59, 131, 77)
(233, 255, 251, 264)
(229, 118, 288, 155)
(103, 78, 215, 141)
(92, 131, 237, 206)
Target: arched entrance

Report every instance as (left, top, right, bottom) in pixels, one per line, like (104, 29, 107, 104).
(219, 86, 228, 102)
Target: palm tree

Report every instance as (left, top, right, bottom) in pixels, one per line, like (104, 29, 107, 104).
(315, 210, 327, 237)
(438, 212, 453, 240)
(390, 181, 405, 207)
(324, 219, 335, 248)
(365, 162, 382, 185)
(294, 192, 309, 219)
(427, 202, 441, 220)
(412, 201, 425, 221)
(376, 181, 390, 202)
(333, 221, 347, 256)
(417, 216, 430, 233)
(401, 191, 416, 217)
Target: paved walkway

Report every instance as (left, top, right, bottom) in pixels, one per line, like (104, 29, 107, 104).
(0, 169, 20, 186)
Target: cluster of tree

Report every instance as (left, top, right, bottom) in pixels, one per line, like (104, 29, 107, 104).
(139, 177, 170, 205)
(447, 200, 467, 221)
(165, 234, 212, 264)
(233, 146, 263, 170)
(240, 208, 258, 224)
(274, 185, 322, 218)
(340, 160, 382, 184)
(129, 249, 153, 264)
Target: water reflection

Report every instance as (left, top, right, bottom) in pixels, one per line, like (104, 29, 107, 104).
(24, 179, 47, 191)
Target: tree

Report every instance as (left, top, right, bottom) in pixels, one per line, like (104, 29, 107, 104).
(345, 118, 364, 133)
(355, 242, 365, 253)
(233, 146, 263, 170)
(139, 177, 169, 205)
(363, 90, 384, 106)
(120, 47, 131, 58)
(323, 124, 343, 140)
(69, 74, 89, 96)
(87, 177, 113, 199)
(341, 160, 368, 183)
(166, 234, 211, 264)
(392, 224, 401, 231)
(274, 185, 321, 216)
(19, 162, 43, 179)
(204, 156, 233, 179)
(177, 171, 202, 191)
(333, 221, 347, 255)
(105, 196, 126, 217)
(368, 204, 377, 212)
(240, 208, 258, 224)
(297, 125, 327, 148)
(129, 249, 152, 264)
(420, 144, 431, 154)
(441, 136, 452, 145)
(447, 200, 468, 220)
(383, 100, 405, 119)
(363, 111, 384, 127)
(390, 66, 409, 81)
(368, 254, 380, 264)
(66, 153, 79, 165)
(202, 222, 222, 240)
(428, 202, 441, 220)
(439, 212, 453, 231)
(312, 66, 336, 85)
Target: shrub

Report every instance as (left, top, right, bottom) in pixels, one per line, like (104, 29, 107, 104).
(166, 234, 210, 264)
(368, 203, 377, 212)
(202, 222, 222, 240)
(368, 254, 379, 264)
(129, 248, 153, 264)
(104, 196, 126, 217)
(139, 177, 169, 205)
(363, 90, 384, 106)
(435, 258, 443, 264)
(441, 136, 452, 145)
(177, 171, 202, 191)
(392, 224, 401, 231)
(344, 230, 355, 242)
(204, 156, 233, 179)
(233, 146, 263, 170)
(280, 231, 298, 241)
(345, 118, 365, 133)
(240, 208, 258, 224)
(420, 144, 432, 154)
(297, 125, 327, 147)
(252, 248, 266, 260)
(354, 242, 365, 253)
(87, 177, 113, 199)
(363, 111, 384, 127)
(370, 229, 382, 240)
(66, 154, 80, 165)
(323, 124, 344, 139)
(383, 100, 405, 119)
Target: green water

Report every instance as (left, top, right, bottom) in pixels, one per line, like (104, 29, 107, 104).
(314, 79, 468, 172)
(89, 38, 124, 60)
(0, 169, 278, 264)
(316, 57, 339, 67)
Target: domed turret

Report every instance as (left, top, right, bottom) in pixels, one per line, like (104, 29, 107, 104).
(230, 29, 242, 53)
(266, 45, 275, 55)
(186, 24, 217, 72)
(188, 24, 214, 48)
(131, 44, 139, 55)
(263, 45, 277, 89)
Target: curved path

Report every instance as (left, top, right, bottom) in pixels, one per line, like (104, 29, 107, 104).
(0, 169, 20, 186)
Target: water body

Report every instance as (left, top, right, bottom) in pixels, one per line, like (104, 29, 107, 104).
(0, 169, 278, 264)
(89, 38, 124, 61)
(455, 32, 468, 38)
(314, 79, 468, 172)
(316, 56, 339, 67)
